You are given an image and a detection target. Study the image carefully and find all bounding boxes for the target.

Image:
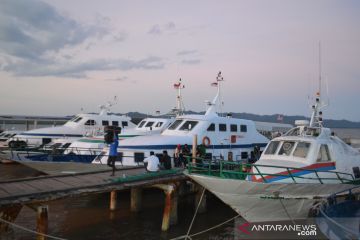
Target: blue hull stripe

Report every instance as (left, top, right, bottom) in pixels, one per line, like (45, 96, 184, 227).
(118, 143, 267, 150)
(20, 133, 84, 137)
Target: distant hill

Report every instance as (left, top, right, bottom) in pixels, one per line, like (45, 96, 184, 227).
(116, 111, 360, 128)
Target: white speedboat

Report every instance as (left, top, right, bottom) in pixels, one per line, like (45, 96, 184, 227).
(62, 78, 187, 157)
(93, 72, 269, 166)
(186, 89, 360, 223)
(6, 99, 135, 149)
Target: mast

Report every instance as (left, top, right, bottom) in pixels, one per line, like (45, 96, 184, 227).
(309, 42, 324, 128)
(173, 78, 185, 116)
(206, 71, 224, 115)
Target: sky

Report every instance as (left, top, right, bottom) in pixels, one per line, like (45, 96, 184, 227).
(0, 0, 359, 121)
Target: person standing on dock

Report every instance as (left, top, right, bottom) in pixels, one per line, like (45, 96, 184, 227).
(108, 132, 119, 176)
(143, 151, 160, 172)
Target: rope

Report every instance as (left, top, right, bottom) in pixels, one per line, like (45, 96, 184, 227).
(170, 214, 240, 240)
(0, 217, 67, 240)
(185, 187, 205, 239)
(279, 198, 296, 225)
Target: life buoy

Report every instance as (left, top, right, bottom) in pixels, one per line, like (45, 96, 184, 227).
(202, 136, 211, 147)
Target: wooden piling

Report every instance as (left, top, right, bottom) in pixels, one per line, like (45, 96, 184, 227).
(192, 134, 198, 164)
(170, 190, 178, 225)
(36, 205, 48, 240)
(110, 190, 117, 211)
(131, 188, 142, 212)
(161, 190, 172, 231)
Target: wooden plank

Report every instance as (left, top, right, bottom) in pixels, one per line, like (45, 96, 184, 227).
(26, 178, 74, 192)
(0, 182, 40, 196)
(0, 188, 10, 198)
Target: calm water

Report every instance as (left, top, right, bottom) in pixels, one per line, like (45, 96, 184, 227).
(1, 128, 358, 239)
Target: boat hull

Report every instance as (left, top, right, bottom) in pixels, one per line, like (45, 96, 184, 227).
(186, 172, 358, 222)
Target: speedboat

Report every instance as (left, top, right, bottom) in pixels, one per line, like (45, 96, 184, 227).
(62, 78, 187, 157)
(1, 99, 135, 162)
(93, 72, 269, 166)
(186, 88, 360, 223)
(6, 99, 135, 149)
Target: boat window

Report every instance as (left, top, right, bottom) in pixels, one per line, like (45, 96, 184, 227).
(74, 117, 82, 123)
(207, 123, 215, 132)
(230, 124, 237, 132)
(219, 124, 227, 132)
(278, 141, 296, 156)
(102, 120, 109, 126)
(138, 121, 146, 128)
(293, 142, 311, 158)
(122, 121, 128, 127)
(145, 121, 155, 127)
(155, 122, 163, 127)
(264, 141, 280, 155)
(241, 152, 248, 159)
(84, 119, 96, 126)
(62, 143, 71, 149)
(240, 125, 247, 132)
(317, 144, 331, 162)
(112, 121, 119, 126)
(179, 121, 198, 131)
(168, 120, 183, 130)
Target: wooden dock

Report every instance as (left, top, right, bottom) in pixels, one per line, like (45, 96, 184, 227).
(0, 166, 193, 236)
(0, 166, 186, 206)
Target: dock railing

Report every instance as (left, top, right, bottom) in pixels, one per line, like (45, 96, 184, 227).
(186, 157, 355, 184)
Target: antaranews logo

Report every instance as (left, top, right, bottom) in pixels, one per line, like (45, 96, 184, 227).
(237, 222, 317, 237)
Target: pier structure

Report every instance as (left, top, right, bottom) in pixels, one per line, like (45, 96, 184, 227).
(0, 165, 207, 238)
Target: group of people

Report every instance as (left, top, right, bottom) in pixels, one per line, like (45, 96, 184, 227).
(143, 143, 208, 172)
(143, 150, 172, 172)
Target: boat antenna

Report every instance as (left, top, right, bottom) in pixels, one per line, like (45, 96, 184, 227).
(172, 78, 185, 116)
(99, 96, 118, 115)
(206, 71, 224, 115)
(309, 42, 327, 128)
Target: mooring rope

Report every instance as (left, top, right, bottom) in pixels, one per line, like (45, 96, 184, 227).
(184, 187, 206, 239)
(0, 217, 67, 240)
(170, 214, 240, 240)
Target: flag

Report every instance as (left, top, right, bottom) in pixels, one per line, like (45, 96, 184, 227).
(174, 83, 181, 89)
(211, 82, 218, 87)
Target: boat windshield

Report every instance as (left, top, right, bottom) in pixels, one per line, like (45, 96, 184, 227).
(168, 120, 183, 130)
(155, 122, 163, 127)
(264, 141, 280, 155)
(74, 117, 83, 123)
(179, 121, 198, 131)
(145, 122, 155, 127)
(293, 142, 311, 158)
(138, 121, 146, 128)
(278, 141, 296, 156)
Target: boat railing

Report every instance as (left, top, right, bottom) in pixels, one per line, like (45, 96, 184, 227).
(187, 158, 355, 183)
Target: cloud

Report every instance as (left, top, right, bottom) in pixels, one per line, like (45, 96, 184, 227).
(3, 56, 165, 78)
(181, 59, 201, 65)
(148, 22, 176, 35)
(0, 0, 108, 62)
(106, 76, 128, 82)
(0, 0, 163, 78)
(177, 50, 198, 56)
